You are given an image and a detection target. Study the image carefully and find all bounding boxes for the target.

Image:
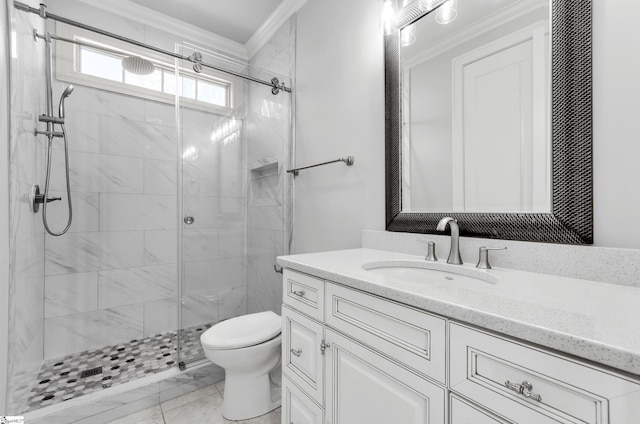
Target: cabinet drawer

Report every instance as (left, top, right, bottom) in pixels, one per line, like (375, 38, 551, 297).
(450, 323, 640, 424)
(450, 395, 511, 424)
(282, 376, 323, 424)
(325, 282, 446, 384)
(282, 305, 324, 405)
(283, 269, 324, 321)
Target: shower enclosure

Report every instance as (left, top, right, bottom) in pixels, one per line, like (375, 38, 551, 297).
(4, 0, 294, 417)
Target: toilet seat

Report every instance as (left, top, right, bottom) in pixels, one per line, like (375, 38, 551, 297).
(201, 311, 281, 349)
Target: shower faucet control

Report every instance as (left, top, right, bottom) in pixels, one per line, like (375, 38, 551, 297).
(29, 184, 61, 213)
(38, 114, 65, 125)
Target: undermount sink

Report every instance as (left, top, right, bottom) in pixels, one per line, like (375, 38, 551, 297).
(362, 260, 499, 286)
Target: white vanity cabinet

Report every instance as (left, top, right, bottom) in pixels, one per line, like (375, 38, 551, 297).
(281, 269, 446, 424)
(281, 267, 640, 424)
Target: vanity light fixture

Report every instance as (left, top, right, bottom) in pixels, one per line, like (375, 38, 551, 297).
(401, 0, 416, 46)
(382, 0, 396, 35)
(435, 0, 457, 24)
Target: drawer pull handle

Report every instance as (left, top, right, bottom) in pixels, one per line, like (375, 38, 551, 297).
(290, 348, 303, 357)
(292, 290, 305, 297)
(504, 380, 542, 402)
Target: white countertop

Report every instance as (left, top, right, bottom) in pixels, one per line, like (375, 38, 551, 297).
(277, 248, 640, 376)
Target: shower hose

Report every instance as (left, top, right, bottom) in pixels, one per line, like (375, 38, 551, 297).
(42, 124, 73, 236)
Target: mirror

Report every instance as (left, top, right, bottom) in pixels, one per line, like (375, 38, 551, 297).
(385, 0, 593, 244)
(401, 0, 550, 213)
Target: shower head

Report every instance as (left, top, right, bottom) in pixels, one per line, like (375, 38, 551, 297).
(58, 85, 74, 119)
(61, 84, 74, 99)
(121, 55, 155, 76)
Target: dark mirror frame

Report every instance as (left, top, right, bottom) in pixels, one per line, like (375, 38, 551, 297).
(385, 0, 593, 244)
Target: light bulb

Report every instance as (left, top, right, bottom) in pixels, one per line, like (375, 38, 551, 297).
(436, 0, 457, 25)
(401, 25, 416, 46)
(383, 0, 395, 35)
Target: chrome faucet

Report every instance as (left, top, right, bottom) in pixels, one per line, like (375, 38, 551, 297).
(436, 217, 463, 265)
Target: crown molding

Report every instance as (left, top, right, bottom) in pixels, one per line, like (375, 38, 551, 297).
(245, 0, 308, 59)
(73, 0, 248, 59)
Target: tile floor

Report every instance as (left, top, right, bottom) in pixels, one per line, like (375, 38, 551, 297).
(105, 381, 281, 424)
(26, 324, 212, 412)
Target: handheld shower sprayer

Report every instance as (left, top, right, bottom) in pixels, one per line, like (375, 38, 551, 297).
(36, 82, 74, 236)
(58, 84, 74, 118)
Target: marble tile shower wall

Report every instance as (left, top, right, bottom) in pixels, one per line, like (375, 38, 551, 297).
(41, 81, 246, 359)
(246, 18, 295, 315)
(7, 6, 47, 413)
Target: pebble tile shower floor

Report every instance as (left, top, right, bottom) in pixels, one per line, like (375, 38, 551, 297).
(25, 324, 212, 412)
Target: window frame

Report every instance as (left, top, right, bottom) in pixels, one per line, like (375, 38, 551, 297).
(55, 22, 243, 115)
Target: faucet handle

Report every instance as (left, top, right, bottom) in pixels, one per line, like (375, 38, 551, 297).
(425, 241, 438, 262)
(417, 239, 438, 262)
(425, 242, 438, 262)
(476, 246, 507, 270)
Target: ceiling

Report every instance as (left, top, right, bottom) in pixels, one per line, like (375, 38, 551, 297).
(129, 0, 285, 44)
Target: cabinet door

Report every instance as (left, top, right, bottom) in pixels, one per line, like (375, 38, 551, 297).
(282, 305, 324, 405)
(325, 328, 445, 424)
(282, 375, 323, 424)
(450, 395, 512, 424)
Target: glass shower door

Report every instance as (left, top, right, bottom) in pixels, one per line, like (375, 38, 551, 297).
(177, 46, 248, 368)
(176, 35, 294, 369)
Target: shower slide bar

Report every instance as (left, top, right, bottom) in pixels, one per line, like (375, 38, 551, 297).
(13, 1, 292, 95)
(287, 156, 355, 176)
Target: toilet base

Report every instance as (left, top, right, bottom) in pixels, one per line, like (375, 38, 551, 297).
(222, 369, 281, 420)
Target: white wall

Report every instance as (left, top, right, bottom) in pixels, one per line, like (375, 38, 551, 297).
(295, 0, 640, 251)
(294, 0, 386, 253)
(592, 0, 640, 249)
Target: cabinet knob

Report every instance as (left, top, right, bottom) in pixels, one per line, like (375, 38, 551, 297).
(292, 290, 305, 297)
(290, 348, 302, 357)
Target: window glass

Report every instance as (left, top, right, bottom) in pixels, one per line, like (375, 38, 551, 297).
(59, 24, 238, 112)
(163, 71, 177, 95)
(125, 68, 163, 91)
(197, 80, 227, 106)
(181, 77, 196, 99)
(80, 48, 122, 82)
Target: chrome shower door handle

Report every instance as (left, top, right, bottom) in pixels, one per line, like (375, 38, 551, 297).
(183, 215, 195, 225)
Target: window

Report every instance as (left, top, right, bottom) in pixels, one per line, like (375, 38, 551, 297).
(56, 23, 242, 114)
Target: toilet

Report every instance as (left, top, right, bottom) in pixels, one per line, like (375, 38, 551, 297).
(200, 311, 282, 420)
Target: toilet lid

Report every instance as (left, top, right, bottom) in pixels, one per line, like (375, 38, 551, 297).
(200, 311, 281, 349)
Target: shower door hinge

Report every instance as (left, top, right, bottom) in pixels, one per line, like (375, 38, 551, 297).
(320, 339, 331, 355)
